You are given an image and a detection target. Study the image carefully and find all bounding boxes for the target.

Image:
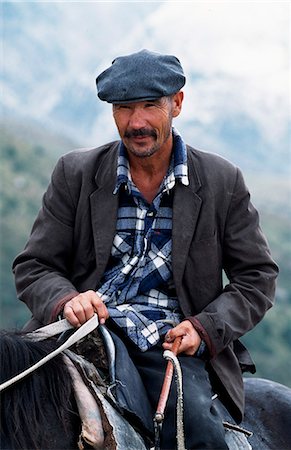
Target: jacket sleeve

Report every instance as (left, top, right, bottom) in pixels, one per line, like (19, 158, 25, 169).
(191, 167, 278, 357)
(12, 156, 80, 325)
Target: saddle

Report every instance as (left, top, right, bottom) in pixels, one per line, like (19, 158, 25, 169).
(18, 317, 253, 450)
(64, 326, 153, 450)
(65, 327, 253, 450)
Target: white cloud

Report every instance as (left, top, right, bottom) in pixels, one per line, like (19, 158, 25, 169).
(123, 2, 290, 146)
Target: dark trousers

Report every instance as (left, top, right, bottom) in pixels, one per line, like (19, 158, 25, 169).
(127, 342, 229, 450)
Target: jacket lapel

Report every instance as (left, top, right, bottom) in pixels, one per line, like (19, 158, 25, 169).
(90, 146, 119, 284)
(172, 151, 202, 290)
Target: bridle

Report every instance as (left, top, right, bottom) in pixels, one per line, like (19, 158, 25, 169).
(0, 314, 99, 392)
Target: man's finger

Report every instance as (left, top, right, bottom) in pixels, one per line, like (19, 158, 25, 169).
(63, 290, 109, 327)
(64, 303, 82, 327)
(92, 299, 109, 324)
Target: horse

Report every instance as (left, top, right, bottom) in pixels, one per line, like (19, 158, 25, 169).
(1, 330, 291, 450)
(241, 377, 291, 449)
(0, 331, 81, 450)
(0, 329, 149, 450)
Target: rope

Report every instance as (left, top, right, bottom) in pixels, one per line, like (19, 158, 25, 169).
(163, 350, 186, 450)
(0, 314, 99, 392)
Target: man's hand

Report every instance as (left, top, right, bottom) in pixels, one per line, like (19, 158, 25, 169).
(63, 290, 109, 327)
(162, 320, 201, 356)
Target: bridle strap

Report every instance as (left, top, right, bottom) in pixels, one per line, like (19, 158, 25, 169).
(26, 318, 76, 341)
(0, 314, 99, 392)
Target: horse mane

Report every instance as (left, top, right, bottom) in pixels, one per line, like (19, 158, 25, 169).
(0, 330, 76, 450)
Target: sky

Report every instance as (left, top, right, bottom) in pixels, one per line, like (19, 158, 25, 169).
(1, 1, 290, 179)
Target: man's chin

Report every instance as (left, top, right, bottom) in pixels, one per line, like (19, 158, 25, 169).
(127, 146, 157, 158)
(125, 140, 158, 158)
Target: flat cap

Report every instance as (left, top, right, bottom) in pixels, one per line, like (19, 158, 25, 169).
(96, 49, 186, 104)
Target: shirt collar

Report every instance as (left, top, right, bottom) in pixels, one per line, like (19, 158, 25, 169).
(171, 127, 189, 187)
(113, 127, 189, 195)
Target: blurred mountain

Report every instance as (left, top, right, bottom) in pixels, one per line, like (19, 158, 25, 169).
(0, 118, 77, 327)
(2, 2, 290, 174)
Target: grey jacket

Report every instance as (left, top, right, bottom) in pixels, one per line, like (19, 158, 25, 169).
(13, 141, 278, 421)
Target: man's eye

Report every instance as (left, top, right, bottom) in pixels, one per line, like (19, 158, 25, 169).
(114, 105, 130, 110)
(145, 103, 155, 108)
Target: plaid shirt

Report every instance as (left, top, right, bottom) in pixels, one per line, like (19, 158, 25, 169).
(97, 128, 189, 351)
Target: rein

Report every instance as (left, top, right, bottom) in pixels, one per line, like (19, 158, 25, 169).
(154, 337, 186, 450)
(0, 314, 99, 392)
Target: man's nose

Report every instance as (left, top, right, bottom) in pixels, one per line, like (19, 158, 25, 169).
(128, 108, 147, 129)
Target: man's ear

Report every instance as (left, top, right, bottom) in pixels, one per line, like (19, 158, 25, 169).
(172, 91, 184, 118)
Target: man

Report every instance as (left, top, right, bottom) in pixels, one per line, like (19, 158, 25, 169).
(13, 49, 278, 449)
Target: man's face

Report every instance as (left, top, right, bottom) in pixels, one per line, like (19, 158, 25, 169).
(112, 94, 183, 159)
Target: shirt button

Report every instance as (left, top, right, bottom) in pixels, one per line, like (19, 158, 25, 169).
(117, 290, 122, 296)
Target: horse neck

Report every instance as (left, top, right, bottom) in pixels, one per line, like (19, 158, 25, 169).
(0, 332, 80, 449)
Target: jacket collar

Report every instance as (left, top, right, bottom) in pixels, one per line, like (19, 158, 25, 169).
(91, 142, 119, 284)
(172, 146, 202, 291)
(94, 141, 119, 188)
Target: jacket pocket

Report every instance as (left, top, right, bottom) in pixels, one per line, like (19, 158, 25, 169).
(188, 232, 220, 277)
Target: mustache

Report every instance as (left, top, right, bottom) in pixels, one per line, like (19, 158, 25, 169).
(124, 128, 157, 139)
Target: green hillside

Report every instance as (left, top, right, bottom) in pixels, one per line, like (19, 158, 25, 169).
(0, 120, 77, 327)
(1, 119, 290, 387)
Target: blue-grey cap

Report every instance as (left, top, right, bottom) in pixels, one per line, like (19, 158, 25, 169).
(96, 49, 186, 104)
